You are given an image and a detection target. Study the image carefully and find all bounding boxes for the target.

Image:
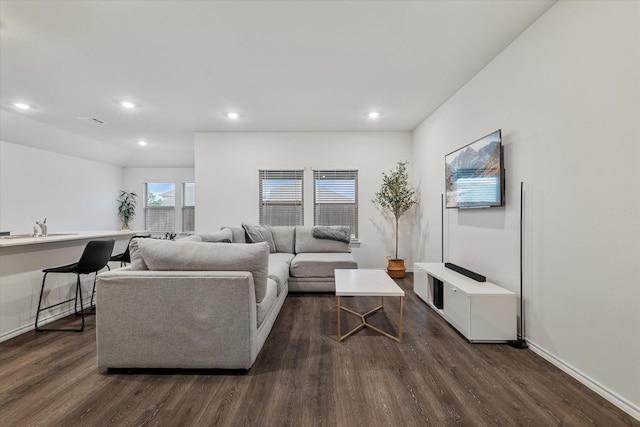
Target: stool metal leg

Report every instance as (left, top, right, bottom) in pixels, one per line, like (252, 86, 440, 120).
(90, 272, 97, 310)
(34, 272, 49, 332)
(90, 266, 108, 310)
(35, 272, 85, 332)
(77, 274, 85, 331)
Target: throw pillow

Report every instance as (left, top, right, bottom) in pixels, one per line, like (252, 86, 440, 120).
(242, 223, 276, 253)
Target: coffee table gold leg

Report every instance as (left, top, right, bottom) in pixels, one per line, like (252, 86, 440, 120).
(336, 296, 341, 341)
(336, 296, 404, 343)
(398, 296, 404, 343)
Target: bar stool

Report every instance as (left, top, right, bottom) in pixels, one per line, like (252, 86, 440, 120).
(35, 239, 115, 332)
(109, 233, 151, 267)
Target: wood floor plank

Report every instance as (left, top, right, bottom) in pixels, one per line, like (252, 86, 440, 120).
(0, 274, 637, 426)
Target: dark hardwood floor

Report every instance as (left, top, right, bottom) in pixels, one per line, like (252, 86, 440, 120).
(0, 273, 637, 426)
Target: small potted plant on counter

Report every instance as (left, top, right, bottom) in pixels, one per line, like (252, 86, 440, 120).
(117, 191, 137, 230)
(373, 161, 417, 278)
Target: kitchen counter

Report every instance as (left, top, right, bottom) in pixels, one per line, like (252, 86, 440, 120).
(0, 230, 140, 248)
(0, 230, 145, 341)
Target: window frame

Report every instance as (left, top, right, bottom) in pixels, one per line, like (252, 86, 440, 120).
(313, 169, 359, 241)
(258, 170, 304, 226)
(144, 181, 176, 234)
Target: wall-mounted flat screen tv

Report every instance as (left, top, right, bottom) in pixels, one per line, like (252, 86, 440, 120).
(445, 129, 504, 209)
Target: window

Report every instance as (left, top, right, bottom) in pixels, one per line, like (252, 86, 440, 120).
(145, 182, 175, 233)
(182, 182, 195, 232)
(313, 170, 358, 239)
(259, 170, 304, 226)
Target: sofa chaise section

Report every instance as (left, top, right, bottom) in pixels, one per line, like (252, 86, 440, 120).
(96, 238, 285, 371)
(223, 225, 357, 292)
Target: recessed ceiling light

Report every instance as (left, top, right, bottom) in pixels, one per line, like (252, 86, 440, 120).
(121, 101, 136, 109)
(225, 112, 240, 119)
(367, 111, 381, 119)
(137, 140, 148, 146)
(14, 102, 31, 110)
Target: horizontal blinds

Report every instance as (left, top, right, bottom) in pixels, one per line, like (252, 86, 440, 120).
(183, 182, 195, 207)
(145, 182, 176, 233)
(259, 170, 304, 226)
(313, 170, 358, 238)
(145, 207, 175, 232)
(182, 207, 195, 232)
(182, 182, 195, 232)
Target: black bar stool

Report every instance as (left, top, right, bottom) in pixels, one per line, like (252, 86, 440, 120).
(35, 239, 115, 332)
(109, 233, 151, 267)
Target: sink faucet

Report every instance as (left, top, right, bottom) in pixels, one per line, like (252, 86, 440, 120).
(35, 218, 47, 237)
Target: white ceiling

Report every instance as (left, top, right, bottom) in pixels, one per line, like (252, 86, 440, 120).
(0, 0, 555, 167)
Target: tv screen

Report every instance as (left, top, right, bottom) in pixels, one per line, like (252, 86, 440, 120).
(445, 129, 504, 209)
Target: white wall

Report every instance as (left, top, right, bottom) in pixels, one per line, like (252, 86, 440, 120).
(122, 167, 195, 233)
(194, 132, 413, 268)
(0, 141, 123, 233)
(412, 0, 639, 417)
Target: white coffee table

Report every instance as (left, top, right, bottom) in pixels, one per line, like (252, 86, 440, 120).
(335, 269, 405, 343)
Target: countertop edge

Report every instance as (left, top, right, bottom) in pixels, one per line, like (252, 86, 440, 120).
(0, 230, 145, 248)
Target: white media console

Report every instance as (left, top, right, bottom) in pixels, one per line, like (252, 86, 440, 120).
(414, 263, 516, 343)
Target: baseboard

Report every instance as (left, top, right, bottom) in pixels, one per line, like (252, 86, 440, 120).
(0, 302, 94, 343)
(527, 340, 640, 421)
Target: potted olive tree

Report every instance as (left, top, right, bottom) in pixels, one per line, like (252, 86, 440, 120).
(117, 191, 137, 230)
(373, 161, 417, 278)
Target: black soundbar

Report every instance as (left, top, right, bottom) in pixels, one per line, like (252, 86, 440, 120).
(445, 263, 486, 282)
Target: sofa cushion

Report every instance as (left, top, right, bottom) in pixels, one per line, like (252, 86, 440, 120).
(128, 238, 149, 271)
(129, 238, 270, 302)
(242, 223, 276, 253)
(270, 226, 296, 253)
(199, 228, 233, 243)
(268, 261, 290, 296)
(268, 252, 295, 266)
(290, 252, 358, 278)
(222, 226, 247, 243)
(178, 234, 203, 242)
(294, 226, 350, 253)
(288, 277, 336, 293)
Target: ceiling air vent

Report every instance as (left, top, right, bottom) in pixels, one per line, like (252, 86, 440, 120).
(77, 117, 105, 124)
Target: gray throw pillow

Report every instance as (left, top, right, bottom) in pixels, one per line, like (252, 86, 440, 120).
(242, 223, 276, 253)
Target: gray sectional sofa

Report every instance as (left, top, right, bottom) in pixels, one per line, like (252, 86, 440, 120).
(96, 225, 357, 371)
(221, 225, 357, 292)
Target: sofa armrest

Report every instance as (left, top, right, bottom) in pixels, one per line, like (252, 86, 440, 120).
(96, 270, 258, 371)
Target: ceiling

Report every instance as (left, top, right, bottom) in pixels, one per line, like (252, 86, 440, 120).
(0, 0, 555, 167)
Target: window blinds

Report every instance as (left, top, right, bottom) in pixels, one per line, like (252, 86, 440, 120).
(182, 182, 195, 232)
(313, 170, 358, 239)
(259, 170, 304, 226)
(145, 182, 176, 233)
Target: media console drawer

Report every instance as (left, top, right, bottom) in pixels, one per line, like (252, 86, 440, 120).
(444, 284, 471, 338)
(414, 262, 516, 343)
